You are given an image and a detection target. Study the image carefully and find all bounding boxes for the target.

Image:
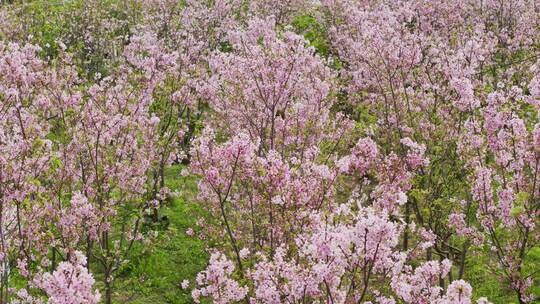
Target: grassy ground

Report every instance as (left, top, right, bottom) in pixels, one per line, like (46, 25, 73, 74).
(113, 165, 208, 304)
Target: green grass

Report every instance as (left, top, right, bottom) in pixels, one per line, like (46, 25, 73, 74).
(113, 165, 208, 303)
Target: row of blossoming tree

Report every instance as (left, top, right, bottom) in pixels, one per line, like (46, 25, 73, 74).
(0, 0, 539, 303)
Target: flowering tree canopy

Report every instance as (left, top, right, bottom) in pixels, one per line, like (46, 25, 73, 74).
(0, 0, 540, 303)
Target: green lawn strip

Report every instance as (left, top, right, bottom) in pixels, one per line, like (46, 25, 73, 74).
(114, 165, 208, 303)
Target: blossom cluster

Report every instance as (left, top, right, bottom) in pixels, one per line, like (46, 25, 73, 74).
(1, 0, 540, 303)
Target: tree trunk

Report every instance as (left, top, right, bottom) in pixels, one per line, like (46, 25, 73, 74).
(86, 237, 93, 270)
(458, 242, 468, 279)
(403, 200, 410, 250)
(104, 268, 113, 304)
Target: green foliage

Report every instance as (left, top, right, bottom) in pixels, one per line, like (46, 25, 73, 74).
(5, 0, 141, 78)
(465, 253, 517, 303)
(111, 165, 209, 303)
(11, 0, 75, 58)
(292, 14, 331, 58)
